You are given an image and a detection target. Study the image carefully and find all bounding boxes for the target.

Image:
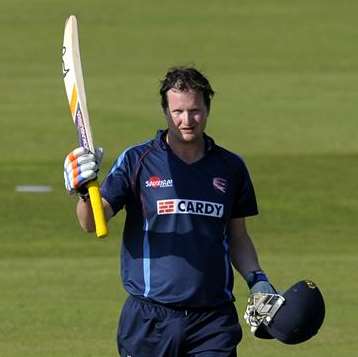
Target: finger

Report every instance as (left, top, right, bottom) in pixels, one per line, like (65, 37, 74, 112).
(76, 153, 97, 166)
(67, 161, 97, 177)
(70, 146, 89, 159)
(65, 147, 89, 165)
(65, 153, 96, 170)
(64, 171, 72, 192)
(73, 170, 97, 189)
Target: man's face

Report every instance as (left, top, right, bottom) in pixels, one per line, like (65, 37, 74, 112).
(165, 88, 208, 144)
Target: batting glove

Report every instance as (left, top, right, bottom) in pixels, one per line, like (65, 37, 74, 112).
(244, 270, 276, 295)
(243, 270, 280, 339)
(64, 147, 103, 196)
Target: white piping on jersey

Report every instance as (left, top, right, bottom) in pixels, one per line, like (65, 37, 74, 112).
(109, 141, 152, 297)
(110, 140, 152, 175)
(143, 219, 151, 297)
(222, 235, 233, 299)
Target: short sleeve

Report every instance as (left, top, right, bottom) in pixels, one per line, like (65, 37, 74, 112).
(100, 150, 132, 216)
(231, 158, 258, 218)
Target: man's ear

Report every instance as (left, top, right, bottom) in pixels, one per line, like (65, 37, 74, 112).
(163, 107, 171, 120)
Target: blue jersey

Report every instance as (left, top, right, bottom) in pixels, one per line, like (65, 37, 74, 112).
(101, 130, 258, 307)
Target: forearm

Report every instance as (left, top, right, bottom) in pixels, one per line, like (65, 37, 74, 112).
(230, 230, 262, 278)
(76, 197, 114, 233)
(229, 218, 275, 294)
(76, 198, 96, 232)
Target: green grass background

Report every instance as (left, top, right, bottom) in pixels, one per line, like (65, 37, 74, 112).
(1, 0, 357, 355)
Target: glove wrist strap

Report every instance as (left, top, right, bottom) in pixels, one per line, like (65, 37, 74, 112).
(244, 270, 269, 289)
(79, 192, 90, 201)
(77, 185, 89, 201)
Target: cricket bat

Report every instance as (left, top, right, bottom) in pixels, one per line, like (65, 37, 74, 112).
(62, 15, 108, 238)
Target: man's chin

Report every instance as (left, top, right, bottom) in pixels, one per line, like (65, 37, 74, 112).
(168, 130, 203, 145)
(180, 133, 198, 143)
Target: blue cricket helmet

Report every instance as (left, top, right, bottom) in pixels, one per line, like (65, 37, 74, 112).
(263, 280, 325, 344)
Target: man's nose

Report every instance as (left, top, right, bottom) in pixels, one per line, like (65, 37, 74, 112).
(182, 111, 193, 125)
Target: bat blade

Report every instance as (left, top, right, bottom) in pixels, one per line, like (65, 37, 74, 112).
(62, 15, 93, 151)
(62, 15, 108, 238)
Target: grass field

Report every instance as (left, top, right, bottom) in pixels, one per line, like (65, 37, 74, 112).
(1, 0, 358, 356)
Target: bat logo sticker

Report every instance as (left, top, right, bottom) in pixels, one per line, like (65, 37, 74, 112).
(62, 46, 70, 78)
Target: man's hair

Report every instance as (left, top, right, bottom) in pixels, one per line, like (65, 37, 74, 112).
(160, 66, 215, 112)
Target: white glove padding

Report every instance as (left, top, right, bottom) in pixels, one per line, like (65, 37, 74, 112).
(64, 147, 104, 194)
(244, 292, 285, 335)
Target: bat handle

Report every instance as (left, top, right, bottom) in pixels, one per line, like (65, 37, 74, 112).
(87, 180, 109, 238)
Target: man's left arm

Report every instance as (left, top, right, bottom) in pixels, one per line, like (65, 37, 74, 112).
(228, 217, 275, 294)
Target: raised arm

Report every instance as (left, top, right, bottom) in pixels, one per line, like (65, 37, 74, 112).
(76, 197, 113, 232)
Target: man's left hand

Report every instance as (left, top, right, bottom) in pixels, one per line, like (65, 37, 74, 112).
(250, 280, 276, 295)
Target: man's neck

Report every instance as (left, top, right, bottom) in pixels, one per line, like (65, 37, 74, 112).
(166, 133, 205, 164)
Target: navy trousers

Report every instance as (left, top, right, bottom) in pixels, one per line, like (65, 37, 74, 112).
(117, 296, 242, 356)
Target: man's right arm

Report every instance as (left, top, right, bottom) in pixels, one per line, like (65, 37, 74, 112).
(76, 197, 114, 233)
